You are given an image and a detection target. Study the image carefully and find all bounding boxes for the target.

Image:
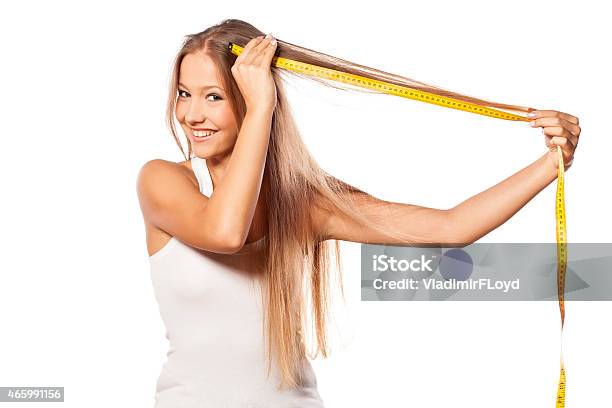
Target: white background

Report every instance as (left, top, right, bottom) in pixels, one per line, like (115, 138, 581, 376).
(1, 0, 610, 407)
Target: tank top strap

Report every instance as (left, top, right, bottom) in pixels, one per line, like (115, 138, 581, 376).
(190, 156, 213, 196)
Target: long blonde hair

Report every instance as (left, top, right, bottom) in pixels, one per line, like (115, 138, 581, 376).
(165, 18, 531, 389)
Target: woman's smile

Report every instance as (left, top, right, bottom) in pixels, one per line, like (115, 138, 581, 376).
(191, 130, 218, 142)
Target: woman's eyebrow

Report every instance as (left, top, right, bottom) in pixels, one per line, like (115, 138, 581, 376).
(178, 82, 224, 91)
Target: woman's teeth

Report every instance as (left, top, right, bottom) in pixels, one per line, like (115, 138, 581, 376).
(194, 130, 217, 137)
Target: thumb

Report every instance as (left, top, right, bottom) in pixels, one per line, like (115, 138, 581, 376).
(263, 36, 278, 68)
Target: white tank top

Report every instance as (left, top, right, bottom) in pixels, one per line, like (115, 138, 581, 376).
(148, 156, 325, 408)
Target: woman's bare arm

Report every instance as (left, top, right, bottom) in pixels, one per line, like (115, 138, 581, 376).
(316, 110, 579, 246)
(137, 109, 273, 254)
(313, 191, 455, 246)
(446, 151, 558, 244)
(316, 151, 558, 246)
(204, 109, 273, 247)
(137, 36, 279, 254)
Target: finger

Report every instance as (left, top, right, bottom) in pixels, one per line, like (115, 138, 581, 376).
(253, 39, 278, 68)
(236, 35, 265, 65)
(549, 136, 575, 162)
(544, 134, 577, 152)
(530, 117, 581, 138)
(544, 134, 553, 150)
(528, 109, 579, 125)
(248, 34, 272, 61)
(252, 34, 275, 66)
(542, 126, 578, 147)
(244, 35, 269, 65)
(235, 35, 264, 65)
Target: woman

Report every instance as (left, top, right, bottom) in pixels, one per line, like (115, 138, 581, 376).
(136, 19, 580, 407)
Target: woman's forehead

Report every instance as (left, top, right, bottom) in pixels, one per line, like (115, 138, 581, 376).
(179, 52, 224, 89)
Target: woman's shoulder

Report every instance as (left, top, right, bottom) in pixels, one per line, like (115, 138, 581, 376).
(136, 158, 199, 202)
(136, 158, 202, 233)
(139, 157, 191, 170)
(137, 158, 195, 182)
(136, 159, 195, 256)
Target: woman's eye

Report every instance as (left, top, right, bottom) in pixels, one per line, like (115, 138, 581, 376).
(177, 90, 221, 102)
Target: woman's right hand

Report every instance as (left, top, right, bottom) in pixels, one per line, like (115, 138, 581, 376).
(231, 34, 278, 114)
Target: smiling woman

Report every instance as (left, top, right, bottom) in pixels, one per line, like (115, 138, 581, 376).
(174, 53, 240, 158)
(136, 17, 580, 408)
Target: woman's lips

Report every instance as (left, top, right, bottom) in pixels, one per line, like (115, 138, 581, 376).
(191, 131, 218, 143)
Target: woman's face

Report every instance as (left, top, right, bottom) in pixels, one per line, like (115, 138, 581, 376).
(176, 51, 239, 159)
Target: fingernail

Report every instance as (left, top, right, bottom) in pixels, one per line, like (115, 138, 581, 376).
(529, 120, 535, 127)
(271, 37, 277, 44)
(527, 112, 536, 118)
(265, 33, 272, 39)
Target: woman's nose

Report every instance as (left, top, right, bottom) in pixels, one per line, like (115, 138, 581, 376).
(185, 100, 206, 123)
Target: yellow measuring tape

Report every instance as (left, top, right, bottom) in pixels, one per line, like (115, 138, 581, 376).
(228, 41, 568, 406)
(556, 143, 567, 407)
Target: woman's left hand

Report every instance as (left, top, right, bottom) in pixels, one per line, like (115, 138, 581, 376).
(528, 109, 581, 172)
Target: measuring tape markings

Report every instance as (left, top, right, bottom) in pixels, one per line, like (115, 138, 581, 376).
(556, 144, 567, 407)
(228, 43, 526, 122)
(228, 41, 568, 406)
